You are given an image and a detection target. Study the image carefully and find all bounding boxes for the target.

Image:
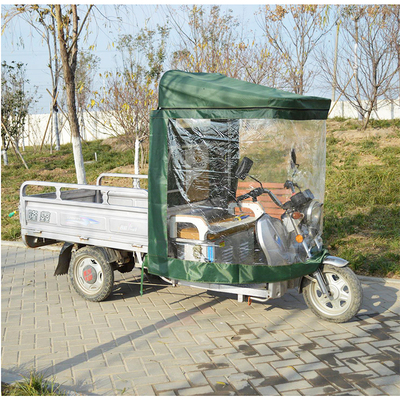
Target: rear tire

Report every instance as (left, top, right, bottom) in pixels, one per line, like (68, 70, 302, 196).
(303, 265, 362, 323)
(69, 246, 114, 302)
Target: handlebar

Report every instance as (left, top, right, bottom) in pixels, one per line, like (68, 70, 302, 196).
(284, 180, 300, 194)
(236, 187, 283, 208)
(236, 187, 263, 202)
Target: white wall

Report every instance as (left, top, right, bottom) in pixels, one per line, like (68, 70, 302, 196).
(22, 100, 400, 147)
(23, 111, 124, 147)
(329, 99, 400, 120)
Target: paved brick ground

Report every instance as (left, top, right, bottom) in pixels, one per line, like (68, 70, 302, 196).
(2, 242, 400, 395)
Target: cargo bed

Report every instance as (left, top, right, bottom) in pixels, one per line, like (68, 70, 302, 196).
(19, 174, 148, 254)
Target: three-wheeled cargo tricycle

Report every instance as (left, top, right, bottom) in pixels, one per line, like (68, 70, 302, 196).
(19, 70, 362, 323)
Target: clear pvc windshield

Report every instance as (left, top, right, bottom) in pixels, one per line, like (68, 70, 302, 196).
(167, 118, 326, 266)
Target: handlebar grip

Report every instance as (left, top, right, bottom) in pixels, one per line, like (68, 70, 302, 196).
(263, 188, 283, 208)
(236, 193, 251, 202)
(284, 180, 295, 193)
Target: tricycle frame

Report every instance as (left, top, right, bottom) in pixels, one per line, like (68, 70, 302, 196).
(20, 173, 303, 303)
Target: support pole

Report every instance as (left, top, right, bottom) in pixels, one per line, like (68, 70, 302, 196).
(140, 266, 144, 296)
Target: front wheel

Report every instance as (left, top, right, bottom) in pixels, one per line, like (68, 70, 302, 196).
(69, 246, 114, 302)
(303, 265, 362, 323)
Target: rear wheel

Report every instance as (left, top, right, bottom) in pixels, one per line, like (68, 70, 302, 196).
(69, 246, 114, 302)
(303, 265, 362, 323)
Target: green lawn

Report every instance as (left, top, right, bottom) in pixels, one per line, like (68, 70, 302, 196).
(2, 119, 400, 278)
(323, 119, 400, 278)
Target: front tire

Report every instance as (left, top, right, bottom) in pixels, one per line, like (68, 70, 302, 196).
(69, 246, 114, 302)
(303, 265, 362, 323)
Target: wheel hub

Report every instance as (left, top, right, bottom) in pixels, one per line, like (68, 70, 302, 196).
(327, 284, 340, 300)
(83, 265, 97, 284)
(75, 257, 104, 295)
(309, 270, 352, 317)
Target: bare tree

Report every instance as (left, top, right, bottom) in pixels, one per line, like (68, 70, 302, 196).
(35, 6, 62, 151)
(3, 5, 62, 150)
(258, 5, 333, 95)
(76, 51, 100, 141)
(319, 5, 399, 128)
(169, 5, 242, 76)
(92, 25, 169, 175)
(55, 4, 93, 184)
(168, 5, 281, 86)
(241, 43, 283, 87)
(2, 4, 94, 182)
(387, 5, 400, 102)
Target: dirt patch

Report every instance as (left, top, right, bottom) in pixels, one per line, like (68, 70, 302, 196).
(102, 137, 134, 153)
(329, 124, 398, 144)
(106, 165, 136, 174)
(36, 168, 70, 177)
(358, 154, 384, 167)
(378, 137, 400, 148)
(326, 120, 343, 133)
(35, 154, 70, 163)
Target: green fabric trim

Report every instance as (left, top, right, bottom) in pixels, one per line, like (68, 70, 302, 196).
(148, 117, 169, 266)
(151, 106, 328, 121)
(147, 250, 328, 284)
(159, 71, 331, 119)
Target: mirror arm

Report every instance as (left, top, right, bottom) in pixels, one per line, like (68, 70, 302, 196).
(248, 175, 263, 189)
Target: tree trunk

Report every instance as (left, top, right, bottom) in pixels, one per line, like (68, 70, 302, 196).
(354, 17, 363, 121)
(50, 102, 53, 154)
(133, 136, 140, 188)
(55, 5, 86, 184)
(80, 108, 86, 141)
(2, 149, 8, 166)
(52, 12, 61, 151)
(363, 107, 373, 130)
(332, 21, 340, 103)
(10, 138, 29, 169)
(53, 108, 60, 150)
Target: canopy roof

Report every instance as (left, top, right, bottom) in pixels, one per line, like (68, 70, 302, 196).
(158, 70, 331, 118)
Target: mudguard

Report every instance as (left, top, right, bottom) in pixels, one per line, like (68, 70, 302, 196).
(322, 256, 349, 268)
(54, 242, 74, 276)
(298, 255, 349, 293)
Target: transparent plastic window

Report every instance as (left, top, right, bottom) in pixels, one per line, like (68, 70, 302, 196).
(167, 118, 326, 266)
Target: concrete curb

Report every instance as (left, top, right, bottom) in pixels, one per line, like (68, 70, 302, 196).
(358, 275, 400, 285)
(2, 240, 399, 284)
(1, 240, 61, 252)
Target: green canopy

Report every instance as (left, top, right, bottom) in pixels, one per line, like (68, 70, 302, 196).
(145, 70, 330, 284)
(158, 70, 331, 119)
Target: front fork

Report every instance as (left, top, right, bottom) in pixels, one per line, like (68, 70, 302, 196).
(299, 255, 349, 295)
(313, 267, 330, 297)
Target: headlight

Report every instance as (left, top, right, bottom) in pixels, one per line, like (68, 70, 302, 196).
(305, 200, 323, 229)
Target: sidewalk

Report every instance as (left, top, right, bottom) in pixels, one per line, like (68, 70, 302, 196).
(2, 242, 400, 395)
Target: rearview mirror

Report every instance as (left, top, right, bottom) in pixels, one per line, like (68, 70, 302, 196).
(235, 157, 253, 180)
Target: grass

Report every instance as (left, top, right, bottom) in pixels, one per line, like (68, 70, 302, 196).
(324, 119, 400, 278)
(1, 371, 65, 396)
(1, 120, 399, 278)
(331, 117, 400, 130)
(369, 118, 400, 129)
